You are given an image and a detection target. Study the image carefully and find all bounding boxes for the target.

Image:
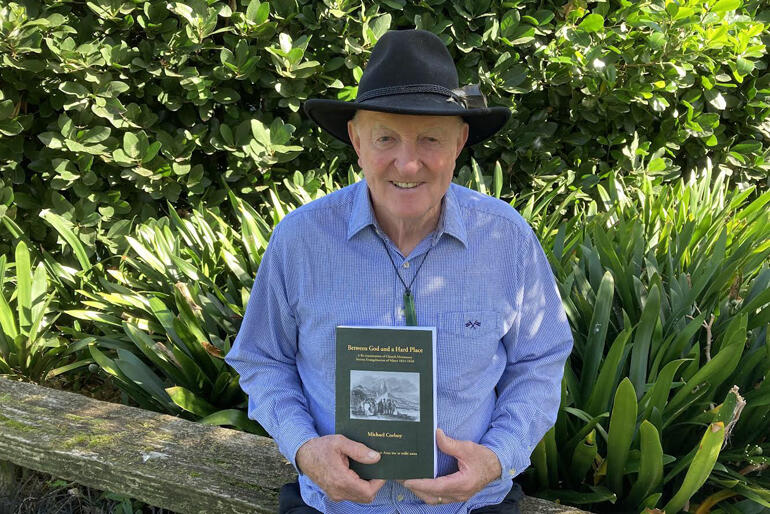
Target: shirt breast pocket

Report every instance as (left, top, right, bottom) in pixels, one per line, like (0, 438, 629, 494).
(436, 310, 502, 391)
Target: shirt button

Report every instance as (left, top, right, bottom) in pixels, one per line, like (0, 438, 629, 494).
(397, 494, 404, 501)
(402, 261, 410, 268)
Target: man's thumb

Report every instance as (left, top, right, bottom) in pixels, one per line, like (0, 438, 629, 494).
(342, 438, 381, 464)
(436, 428, 459, 455)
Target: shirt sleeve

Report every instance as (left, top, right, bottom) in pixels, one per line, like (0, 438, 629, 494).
(479, 225, 573, 480)
(224, 222, 319, 471)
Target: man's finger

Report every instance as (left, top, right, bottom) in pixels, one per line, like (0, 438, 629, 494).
(403, 471, 478, 505)
(337, 437, 381, 464)
(327, 469, 385, 503)
(345, 475, 387, 503)
(365, 479, 387, 495)
(402, 472, 463, 496)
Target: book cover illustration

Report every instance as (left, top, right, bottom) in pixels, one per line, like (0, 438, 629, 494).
(335, 326, 437, 480)
(350, 370, 420, 422)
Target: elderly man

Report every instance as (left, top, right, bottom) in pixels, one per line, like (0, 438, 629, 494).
(225, 29, 573, 513)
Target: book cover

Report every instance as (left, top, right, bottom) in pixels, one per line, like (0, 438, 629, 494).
(335, 326, 437, 479)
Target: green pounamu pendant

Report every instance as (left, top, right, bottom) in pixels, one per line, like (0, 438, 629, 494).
(404, 290, 417, 326)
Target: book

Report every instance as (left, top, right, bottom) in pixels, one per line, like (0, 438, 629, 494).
(335, 325, 437, 480)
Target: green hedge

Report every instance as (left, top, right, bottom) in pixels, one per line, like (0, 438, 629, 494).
(0, 0, 768, 264)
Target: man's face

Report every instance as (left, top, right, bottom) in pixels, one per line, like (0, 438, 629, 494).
(347, 110, 469, 231)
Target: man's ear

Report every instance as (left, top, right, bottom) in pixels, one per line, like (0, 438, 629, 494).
(455, 121, 469, 159)
(347, 118, 361, 156)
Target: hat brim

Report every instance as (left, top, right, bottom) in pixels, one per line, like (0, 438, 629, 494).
(304, 93, 510, 147)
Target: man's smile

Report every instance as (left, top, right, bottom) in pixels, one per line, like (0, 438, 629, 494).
(391, 181, 422, 189)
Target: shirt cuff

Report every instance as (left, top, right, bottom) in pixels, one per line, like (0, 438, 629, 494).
(279, 422, 320, 474)
(480, 427, 531, 481)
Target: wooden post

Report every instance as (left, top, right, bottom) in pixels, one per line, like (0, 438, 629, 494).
(0, 459, 17, 499)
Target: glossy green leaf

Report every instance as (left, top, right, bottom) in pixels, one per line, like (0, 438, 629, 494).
(40, 210, 92, 271)
(626, 421, 663, 507)
(470, 158, 487, 196)
(710, 0, 741, 13)
(641, 359, 688, 423)
(629, 283, 660, 398)
(123, 131, 140, 158)
(578, 14, 604, 33)
(704, 88, 727, 110)
(531, 437, 548, 489)
(584, 328, 631, 416)
(580, 271, 614, 402)
(0, 256, 18, 341)
(663, 422, 726, 513)
(493, 161, 503, 199)
(166, 385, 216, 417)
(199, 409, 267, 435)
(115, 348, 174, 408)
(607, 378, 637, 496)
(15, 240, 32, 334)
(570, 429, 597, 485)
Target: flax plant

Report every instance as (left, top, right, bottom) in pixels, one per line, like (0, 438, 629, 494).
(0, 241, 85, 382)
(524, 167, 770, 512)
(64, 200, 277, 433)
(65, 170, 355, 430)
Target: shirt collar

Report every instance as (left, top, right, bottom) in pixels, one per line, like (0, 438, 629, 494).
(346, 180, 468, 248)
(347, 179, 378, 240)
(438, 184, 468, 247)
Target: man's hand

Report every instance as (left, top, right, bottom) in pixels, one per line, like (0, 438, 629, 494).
(402, 428, 501, 505)
(295, 435, 386, 503)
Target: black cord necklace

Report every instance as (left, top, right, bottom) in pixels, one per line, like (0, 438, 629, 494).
(378, 236, 434, 326)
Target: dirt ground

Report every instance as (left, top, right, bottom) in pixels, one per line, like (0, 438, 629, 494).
(0, 466, 173, 514)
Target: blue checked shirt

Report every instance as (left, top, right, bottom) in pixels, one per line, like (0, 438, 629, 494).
(225, 180, 573, 513)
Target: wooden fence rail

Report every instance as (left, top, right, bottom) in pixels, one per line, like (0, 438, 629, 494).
(0, 378, 584, 513)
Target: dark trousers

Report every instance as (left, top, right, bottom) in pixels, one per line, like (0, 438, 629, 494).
(279, 481, 523, 513)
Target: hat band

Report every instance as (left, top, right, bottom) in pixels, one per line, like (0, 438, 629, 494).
(356, 84, 456, 103)
(356, 84, 488, 110)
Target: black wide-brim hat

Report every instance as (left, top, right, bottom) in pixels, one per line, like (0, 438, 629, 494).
(304, 29, 510, 147)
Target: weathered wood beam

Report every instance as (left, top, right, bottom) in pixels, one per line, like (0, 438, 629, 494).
(0, 377, 295, 513)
